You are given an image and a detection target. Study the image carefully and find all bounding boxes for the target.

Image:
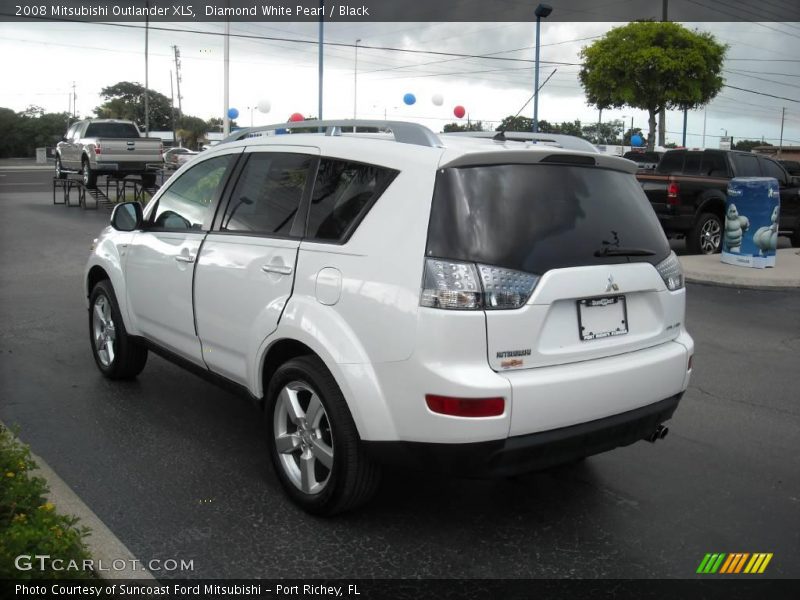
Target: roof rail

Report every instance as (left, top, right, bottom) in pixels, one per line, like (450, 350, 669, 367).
(219, 119, 443, 148)
(442, 131, 599, 153)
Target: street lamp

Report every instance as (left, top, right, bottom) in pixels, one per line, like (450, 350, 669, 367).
(532, 3, 552, 133)
(354, 39, 362, 120)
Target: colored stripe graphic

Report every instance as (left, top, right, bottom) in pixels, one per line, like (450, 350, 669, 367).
(701, 553, 774, 574)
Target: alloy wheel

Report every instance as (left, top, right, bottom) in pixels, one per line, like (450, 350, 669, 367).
(92, 294, 116, 367)
(273, 381, 334, 495)
(700, 219, 721, 254)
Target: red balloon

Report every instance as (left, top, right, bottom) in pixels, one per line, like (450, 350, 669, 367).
(289, 113, 304, 122)
(453, 105, 466, 119)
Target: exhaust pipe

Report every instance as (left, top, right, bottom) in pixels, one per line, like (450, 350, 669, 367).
(646, 424, 669, 443)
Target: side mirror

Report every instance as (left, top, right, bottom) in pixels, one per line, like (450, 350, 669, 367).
(110, 202, 143, 231)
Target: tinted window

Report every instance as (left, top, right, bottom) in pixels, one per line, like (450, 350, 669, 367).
(700, 151, 728, 177)
(427, 164, 670, 274)
(307, 159, 398, 241)
(730, 153, 760, 177)
(780, 160, 800, 176)
(151, 155, 233, 231)
(221, 152, 312, 235)
(683, 152, 702, 175)
(759, 157, 787, 184)
(656, 151, 683, 174)
(85, 122, 141, 138)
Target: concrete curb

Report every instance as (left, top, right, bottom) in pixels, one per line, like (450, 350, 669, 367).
(30, 453, 155, 580)
(680, 248, 800, 291)
(1, 420, 154, 581)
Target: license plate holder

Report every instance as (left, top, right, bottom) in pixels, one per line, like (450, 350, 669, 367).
(577, 295, 628, 341)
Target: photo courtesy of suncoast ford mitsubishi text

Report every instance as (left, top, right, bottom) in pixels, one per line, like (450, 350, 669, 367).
(84, 121, 693, 515)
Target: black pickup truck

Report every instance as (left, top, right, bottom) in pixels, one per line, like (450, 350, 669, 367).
(637, 149, 800, 254)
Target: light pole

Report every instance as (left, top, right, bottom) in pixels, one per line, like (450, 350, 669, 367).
(532, 3, 552, 133)
(354, 39, 361, 120)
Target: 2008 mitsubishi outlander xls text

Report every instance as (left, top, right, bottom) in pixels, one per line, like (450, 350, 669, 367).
(85, 120, 694, 515)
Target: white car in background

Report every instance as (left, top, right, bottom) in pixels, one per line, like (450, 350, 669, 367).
(84, 120, 694, 515)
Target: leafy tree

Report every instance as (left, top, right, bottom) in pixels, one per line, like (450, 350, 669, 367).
(443, 120, 486, 133)
(496, 115, 533, 132)
(734, 139, 770, 152)
(95, 82, 173, 131)
(582, 119, 624, 145)
(176, 115, 208, 150)
(622, 127, 645, 146)
(0, 107, 71, 158)
(579, 22, 727, 150)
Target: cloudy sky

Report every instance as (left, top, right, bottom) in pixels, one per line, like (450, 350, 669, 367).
(2, 19, 799, 147)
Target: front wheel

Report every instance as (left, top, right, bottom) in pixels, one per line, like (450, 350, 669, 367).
(265, 356, 380, 516)
(89, 281, 147, 379)
(687, 212, 722, 255)
(55, 155, 66, 179)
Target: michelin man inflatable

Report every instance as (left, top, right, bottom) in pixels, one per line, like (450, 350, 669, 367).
(724, 203, 750, 253)
(752, 205, 779, 256)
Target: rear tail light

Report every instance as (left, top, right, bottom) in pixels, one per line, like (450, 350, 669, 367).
(655, 251, 684, 291)
(95, 143, 102, 155)
(420, 258, 538, 310)
(425, 395, 505, 417)
(667, 181, 680, 205)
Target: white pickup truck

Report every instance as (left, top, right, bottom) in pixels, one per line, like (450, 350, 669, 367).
(55, 119, 163, 188)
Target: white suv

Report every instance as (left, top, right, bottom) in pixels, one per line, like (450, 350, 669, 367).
(85, 120, 694, 515)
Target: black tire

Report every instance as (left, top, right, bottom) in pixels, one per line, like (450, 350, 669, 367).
(687, 212, 723, 255)
(82, 158, 97, 188)
(89, 280, 147, 379)
(141, 174, 156, 188)
(55, 155, 66, 179)
(265, 356, 380, 516)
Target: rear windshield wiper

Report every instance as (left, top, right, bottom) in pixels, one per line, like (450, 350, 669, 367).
(594, 247, 656, 257)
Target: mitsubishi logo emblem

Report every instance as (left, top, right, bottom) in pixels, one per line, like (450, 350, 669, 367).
(606, 275, 619, 292)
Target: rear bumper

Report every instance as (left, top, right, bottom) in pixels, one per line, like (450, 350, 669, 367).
(94, 161, 161, 173)
(364, 393, 682, 477)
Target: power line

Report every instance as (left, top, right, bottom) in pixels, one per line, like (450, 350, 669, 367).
(723, 84, 800, 103)
(723, 69, 800, 91)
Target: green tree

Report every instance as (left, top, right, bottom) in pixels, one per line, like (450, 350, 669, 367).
(579, 22, 727, 150)
(443, 120, 486, 133)
(582, 119, 624, 145)
(496, 115, 533, 132)
(95, 81, 173, 131)
(176, 115, 208, 150)
(734, 139, 770, 152)
(0, 108, 71, 158)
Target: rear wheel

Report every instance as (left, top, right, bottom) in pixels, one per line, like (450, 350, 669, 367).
(791, 225, 800, 248)
(82, 158, 97, 188)
(89, 280, 147, 379)
(688, 212, 722, 255)
(265, 356, 380, 515)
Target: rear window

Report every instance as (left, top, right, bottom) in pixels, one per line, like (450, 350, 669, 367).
(730, 153, 760, 177)
(656, 151, 684, 174)
(426, 164, 670, 274)
(84, 122, 141, 138)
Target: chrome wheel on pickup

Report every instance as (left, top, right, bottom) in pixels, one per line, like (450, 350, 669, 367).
(55, 156, 66, 179)
(688, 212, 722, 255)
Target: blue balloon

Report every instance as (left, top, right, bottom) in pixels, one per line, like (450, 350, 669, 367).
(227, 107, 239, 119)
(403, 93, 416, 106)
(631, 134, 644, 147)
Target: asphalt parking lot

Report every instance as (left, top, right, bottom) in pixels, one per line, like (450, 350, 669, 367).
(1, 167, 799, 579)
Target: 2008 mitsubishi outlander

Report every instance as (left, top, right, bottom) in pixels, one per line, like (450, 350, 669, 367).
(85, 120, 694, 515)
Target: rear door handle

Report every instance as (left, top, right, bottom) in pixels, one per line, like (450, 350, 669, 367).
(175, 255, 195, 263)
(261, 264, 293, 275)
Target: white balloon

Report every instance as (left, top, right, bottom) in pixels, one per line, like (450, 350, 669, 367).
(257, 100, 272, 114)
(432, 94, 444, 106)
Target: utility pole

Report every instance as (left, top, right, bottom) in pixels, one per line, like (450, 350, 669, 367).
(659, 0, 668, 147)
(318, 0, 324, 123)
(169, 70, 177, 146)
(71, 81, 76, 119)
(702, 109, 707, 148)
(354, 39, 361, 120)
(172, 45, 183, 119)
(778, 107, 786, 158)
(144, 0, 150, 136)
(223, 16, 230, 136)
